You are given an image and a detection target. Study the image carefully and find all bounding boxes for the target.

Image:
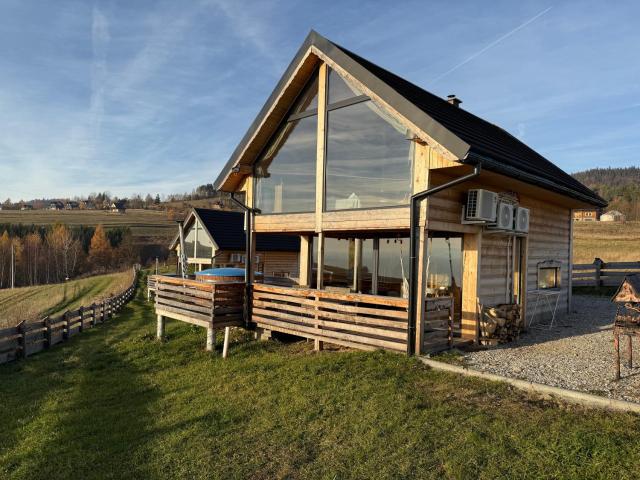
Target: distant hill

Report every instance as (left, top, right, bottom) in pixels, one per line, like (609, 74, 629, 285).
(572, 167, 640, 220)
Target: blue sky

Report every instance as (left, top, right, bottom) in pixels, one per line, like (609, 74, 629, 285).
(1, 0, 639, 201)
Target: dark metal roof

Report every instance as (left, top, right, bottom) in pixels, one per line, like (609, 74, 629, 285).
(214, 30, 605, 207)
(193, 208, 300, 252)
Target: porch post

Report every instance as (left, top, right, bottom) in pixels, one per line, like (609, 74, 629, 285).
(462, 231, 483, 343)
(299, 235, 312, 287)
(314, 232, 325, 351)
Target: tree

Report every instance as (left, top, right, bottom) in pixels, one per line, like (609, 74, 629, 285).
(23, 233, 42, 286)
(0, 231, 10, 287)
(88, 225, 112, 271)
(46, 224, 81, 281)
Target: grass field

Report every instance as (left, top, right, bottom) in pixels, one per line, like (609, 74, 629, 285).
(573, 221, 640, 264)
(0, 209, 175, 238)
(0, 271, 132, 328)
(1, 276, 639, 479)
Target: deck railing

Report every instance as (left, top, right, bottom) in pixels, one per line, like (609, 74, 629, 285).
(252, 284, 409, 352)
(152, 275, 244, 329)
(573, 259, 640, 287)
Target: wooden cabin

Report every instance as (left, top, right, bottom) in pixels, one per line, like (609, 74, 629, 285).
(110, 200, 126, 214)
(170, 208, 300, 280)
(205, 31, 606, 354)
(573, 208, 600, 222)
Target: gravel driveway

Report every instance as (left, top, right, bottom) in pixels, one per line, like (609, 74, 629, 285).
(463, 295, 640, 403)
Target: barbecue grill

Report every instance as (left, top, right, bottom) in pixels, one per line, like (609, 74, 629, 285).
(611, 275, 640, 380)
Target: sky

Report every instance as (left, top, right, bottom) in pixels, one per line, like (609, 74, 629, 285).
(1, 0, 639, 201)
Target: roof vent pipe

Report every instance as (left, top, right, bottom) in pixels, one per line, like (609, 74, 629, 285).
(447, 94, 462, 107)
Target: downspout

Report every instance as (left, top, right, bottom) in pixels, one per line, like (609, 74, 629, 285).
(227, 192, 261, 328)
(407, 162, 481, 355)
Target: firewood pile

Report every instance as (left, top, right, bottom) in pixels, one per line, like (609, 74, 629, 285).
(480, 304, 523, 345)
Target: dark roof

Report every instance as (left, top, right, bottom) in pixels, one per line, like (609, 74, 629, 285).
(191, 208, 299, 252)
(214, 30, 605, 207)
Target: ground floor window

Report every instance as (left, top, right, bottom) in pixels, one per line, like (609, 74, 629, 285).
(309, 232, 462, 299)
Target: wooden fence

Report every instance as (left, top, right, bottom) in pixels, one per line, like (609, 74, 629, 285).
(573, 259, 640, 287)
(252, 284, 409, 352)
(0, 268, 138, 365)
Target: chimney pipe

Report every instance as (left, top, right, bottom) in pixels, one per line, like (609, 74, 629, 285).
(447, 94, 462, 107)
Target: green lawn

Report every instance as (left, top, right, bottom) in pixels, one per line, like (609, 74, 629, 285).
(1, 278, 640, 479)
(0, 271, 133, 328)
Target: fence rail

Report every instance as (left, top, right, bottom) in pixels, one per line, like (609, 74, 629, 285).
(252, 284, 409, 352)
(573, 259, 640, 287)
(0, 267, 139, 365)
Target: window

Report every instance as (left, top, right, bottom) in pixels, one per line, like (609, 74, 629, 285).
(537, 261, 561, 289)
(255, 74, 318, 213)
(324, 69, 413, 211)
(184, 227, 196, 258)
(194, 221, 213, 258)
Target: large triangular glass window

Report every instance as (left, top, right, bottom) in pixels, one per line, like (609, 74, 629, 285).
(255, 71, 318, 213)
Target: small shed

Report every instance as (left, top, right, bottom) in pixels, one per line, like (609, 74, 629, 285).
(601, 210, 625, 222)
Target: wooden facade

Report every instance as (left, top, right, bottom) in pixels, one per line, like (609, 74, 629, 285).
(209, 32, 604, 355)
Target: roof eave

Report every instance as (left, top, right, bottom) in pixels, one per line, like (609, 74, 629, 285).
(464, 152, 608, 208)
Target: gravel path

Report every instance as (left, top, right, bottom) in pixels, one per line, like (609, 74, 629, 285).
(463, 295, 640, 403)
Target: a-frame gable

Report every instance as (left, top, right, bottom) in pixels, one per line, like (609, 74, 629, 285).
(169, 209, 219, 252)
(214, 30, 468, 193)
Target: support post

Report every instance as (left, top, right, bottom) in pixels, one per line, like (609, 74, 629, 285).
(594, 257, 603, 287)
(222, 326, 231, 358)
(156, 314, 165, 340)
(44, 316, 52, 348)
(206, 325, 215, 352)
(615, 333, 621, 380)
(78, 306, 84, 333)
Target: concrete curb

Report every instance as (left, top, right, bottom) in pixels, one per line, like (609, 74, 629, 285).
(419, 357, 640, 414)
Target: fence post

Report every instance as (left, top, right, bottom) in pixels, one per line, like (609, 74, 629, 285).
(44, 316, 52, 348)
(92, 303, 97, 326)
(593, 257, 603, 287)
(63, 312, 69, 340)
(78, 306, 84, 333)
(18, 321, 27, 358)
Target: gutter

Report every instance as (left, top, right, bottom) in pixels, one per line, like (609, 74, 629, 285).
(226, 192, 261, 328)
(407, 163, 481, 355)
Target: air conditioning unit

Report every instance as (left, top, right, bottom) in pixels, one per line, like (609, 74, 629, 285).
(465, 189, 498, 222)
(514, 207, 530, 233)
(488, 202, 514, 230)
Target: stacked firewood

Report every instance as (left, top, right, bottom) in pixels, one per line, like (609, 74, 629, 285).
(480, 304, 522, 345)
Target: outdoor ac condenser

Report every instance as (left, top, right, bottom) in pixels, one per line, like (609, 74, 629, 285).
(465, 189, 498, 222)
(487, 202, 515, 230)
(514, 207, 530, 233)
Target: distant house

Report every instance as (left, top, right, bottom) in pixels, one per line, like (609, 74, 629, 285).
(600, 210, 626, 222)
(110, 200, 126, 214)
(169, 208, 300, 277)
(80, 200, 96, 210)
(573, 209, 600, 221)
(65, 201, 80, 210)
(20, 204, 33, 211)
(49, 201, 64, 210)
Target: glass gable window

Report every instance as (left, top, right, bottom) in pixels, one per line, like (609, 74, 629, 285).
(183, 227, 196, 258)
(325, 69, 413, 211)
(255, 74, 318, 214)
(194, 221, 213, 259)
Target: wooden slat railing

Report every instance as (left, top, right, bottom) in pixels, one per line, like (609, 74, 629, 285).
(573, 259, 640, 287)
(422, 296, 454, 353)
(0, 267, 139, 365)
(152, 275, 244, 328)
(252, 284, 409, 352)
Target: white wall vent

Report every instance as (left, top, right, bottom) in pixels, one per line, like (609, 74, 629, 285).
(514, 207, 530, 233)
(465, 189, 498, 222)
